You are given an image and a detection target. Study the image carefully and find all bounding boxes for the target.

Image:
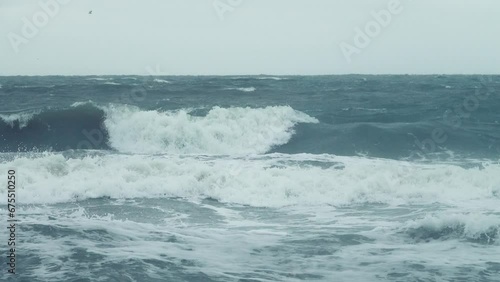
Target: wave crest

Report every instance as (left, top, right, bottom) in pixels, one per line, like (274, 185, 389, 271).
(104, 105, 318, 154)
(404, 214, 500, 244)
(0, 111, 39, 129)
(225, 87, 256, 92)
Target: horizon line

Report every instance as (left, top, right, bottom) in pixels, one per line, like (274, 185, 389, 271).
(1, 73, 499, 77)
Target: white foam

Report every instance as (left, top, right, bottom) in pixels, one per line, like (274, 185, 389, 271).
(14, 204, 291, 281)
(226, 87, 256, 92)
(103, 105, 317, 154)
(2, 153, 499, 207)
(153, 78, 171, 84)
(404, 213, 500, 243)
(13, 85, 55, 89)
(0, 111, 38, 129)
(86, 77, 112, 81)
(70, 100, 94, 107)
(257, 77, 284, 80)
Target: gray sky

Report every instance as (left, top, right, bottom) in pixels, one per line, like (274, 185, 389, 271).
(1, 0, 499, 75)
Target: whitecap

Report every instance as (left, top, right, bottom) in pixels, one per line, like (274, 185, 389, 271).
(225, 87, 256, 92)
(103, 105, 317, 154)
(153, 79, 171, 84)
(0, 111, 39, 129)
(1, 153, 499, 207)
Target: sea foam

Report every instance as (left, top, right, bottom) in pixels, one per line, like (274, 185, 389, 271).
(0, 111, 39, 129)
(103, 105, 318, 154)
(2, 153, 499, 207)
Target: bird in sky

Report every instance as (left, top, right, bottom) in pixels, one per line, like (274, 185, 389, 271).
(89, 10, 92, 15)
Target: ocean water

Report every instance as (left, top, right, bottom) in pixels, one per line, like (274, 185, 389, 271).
(0, 75, 499, 281)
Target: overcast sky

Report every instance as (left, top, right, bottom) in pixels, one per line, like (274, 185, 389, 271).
(1, 0, 499, 75)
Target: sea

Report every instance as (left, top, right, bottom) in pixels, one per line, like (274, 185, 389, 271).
(0, 75, 499, 281)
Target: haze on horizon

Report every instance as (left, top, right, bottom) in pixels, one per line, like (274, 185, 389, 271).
(1, 0, 499, 76)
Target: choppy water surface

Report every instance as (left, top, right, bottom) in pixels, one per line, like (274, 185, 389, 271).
(1, 75, 499, 281)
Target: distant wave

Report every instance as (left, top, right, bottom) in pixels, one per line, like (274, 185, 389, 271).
(86, 78, 112, 81)
(13, 85, 56, 89)
(153, 79, 171, 84)
(257, 77, 284, 81)
(225, 87, 256, 92)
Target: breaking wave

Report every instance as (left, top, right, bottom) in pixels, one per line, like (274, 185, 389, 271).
(0, 153, 499, 206)
(0, 104, 318, 154)
(104, 104, 317, 154)
(404, 214, 500, 244)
